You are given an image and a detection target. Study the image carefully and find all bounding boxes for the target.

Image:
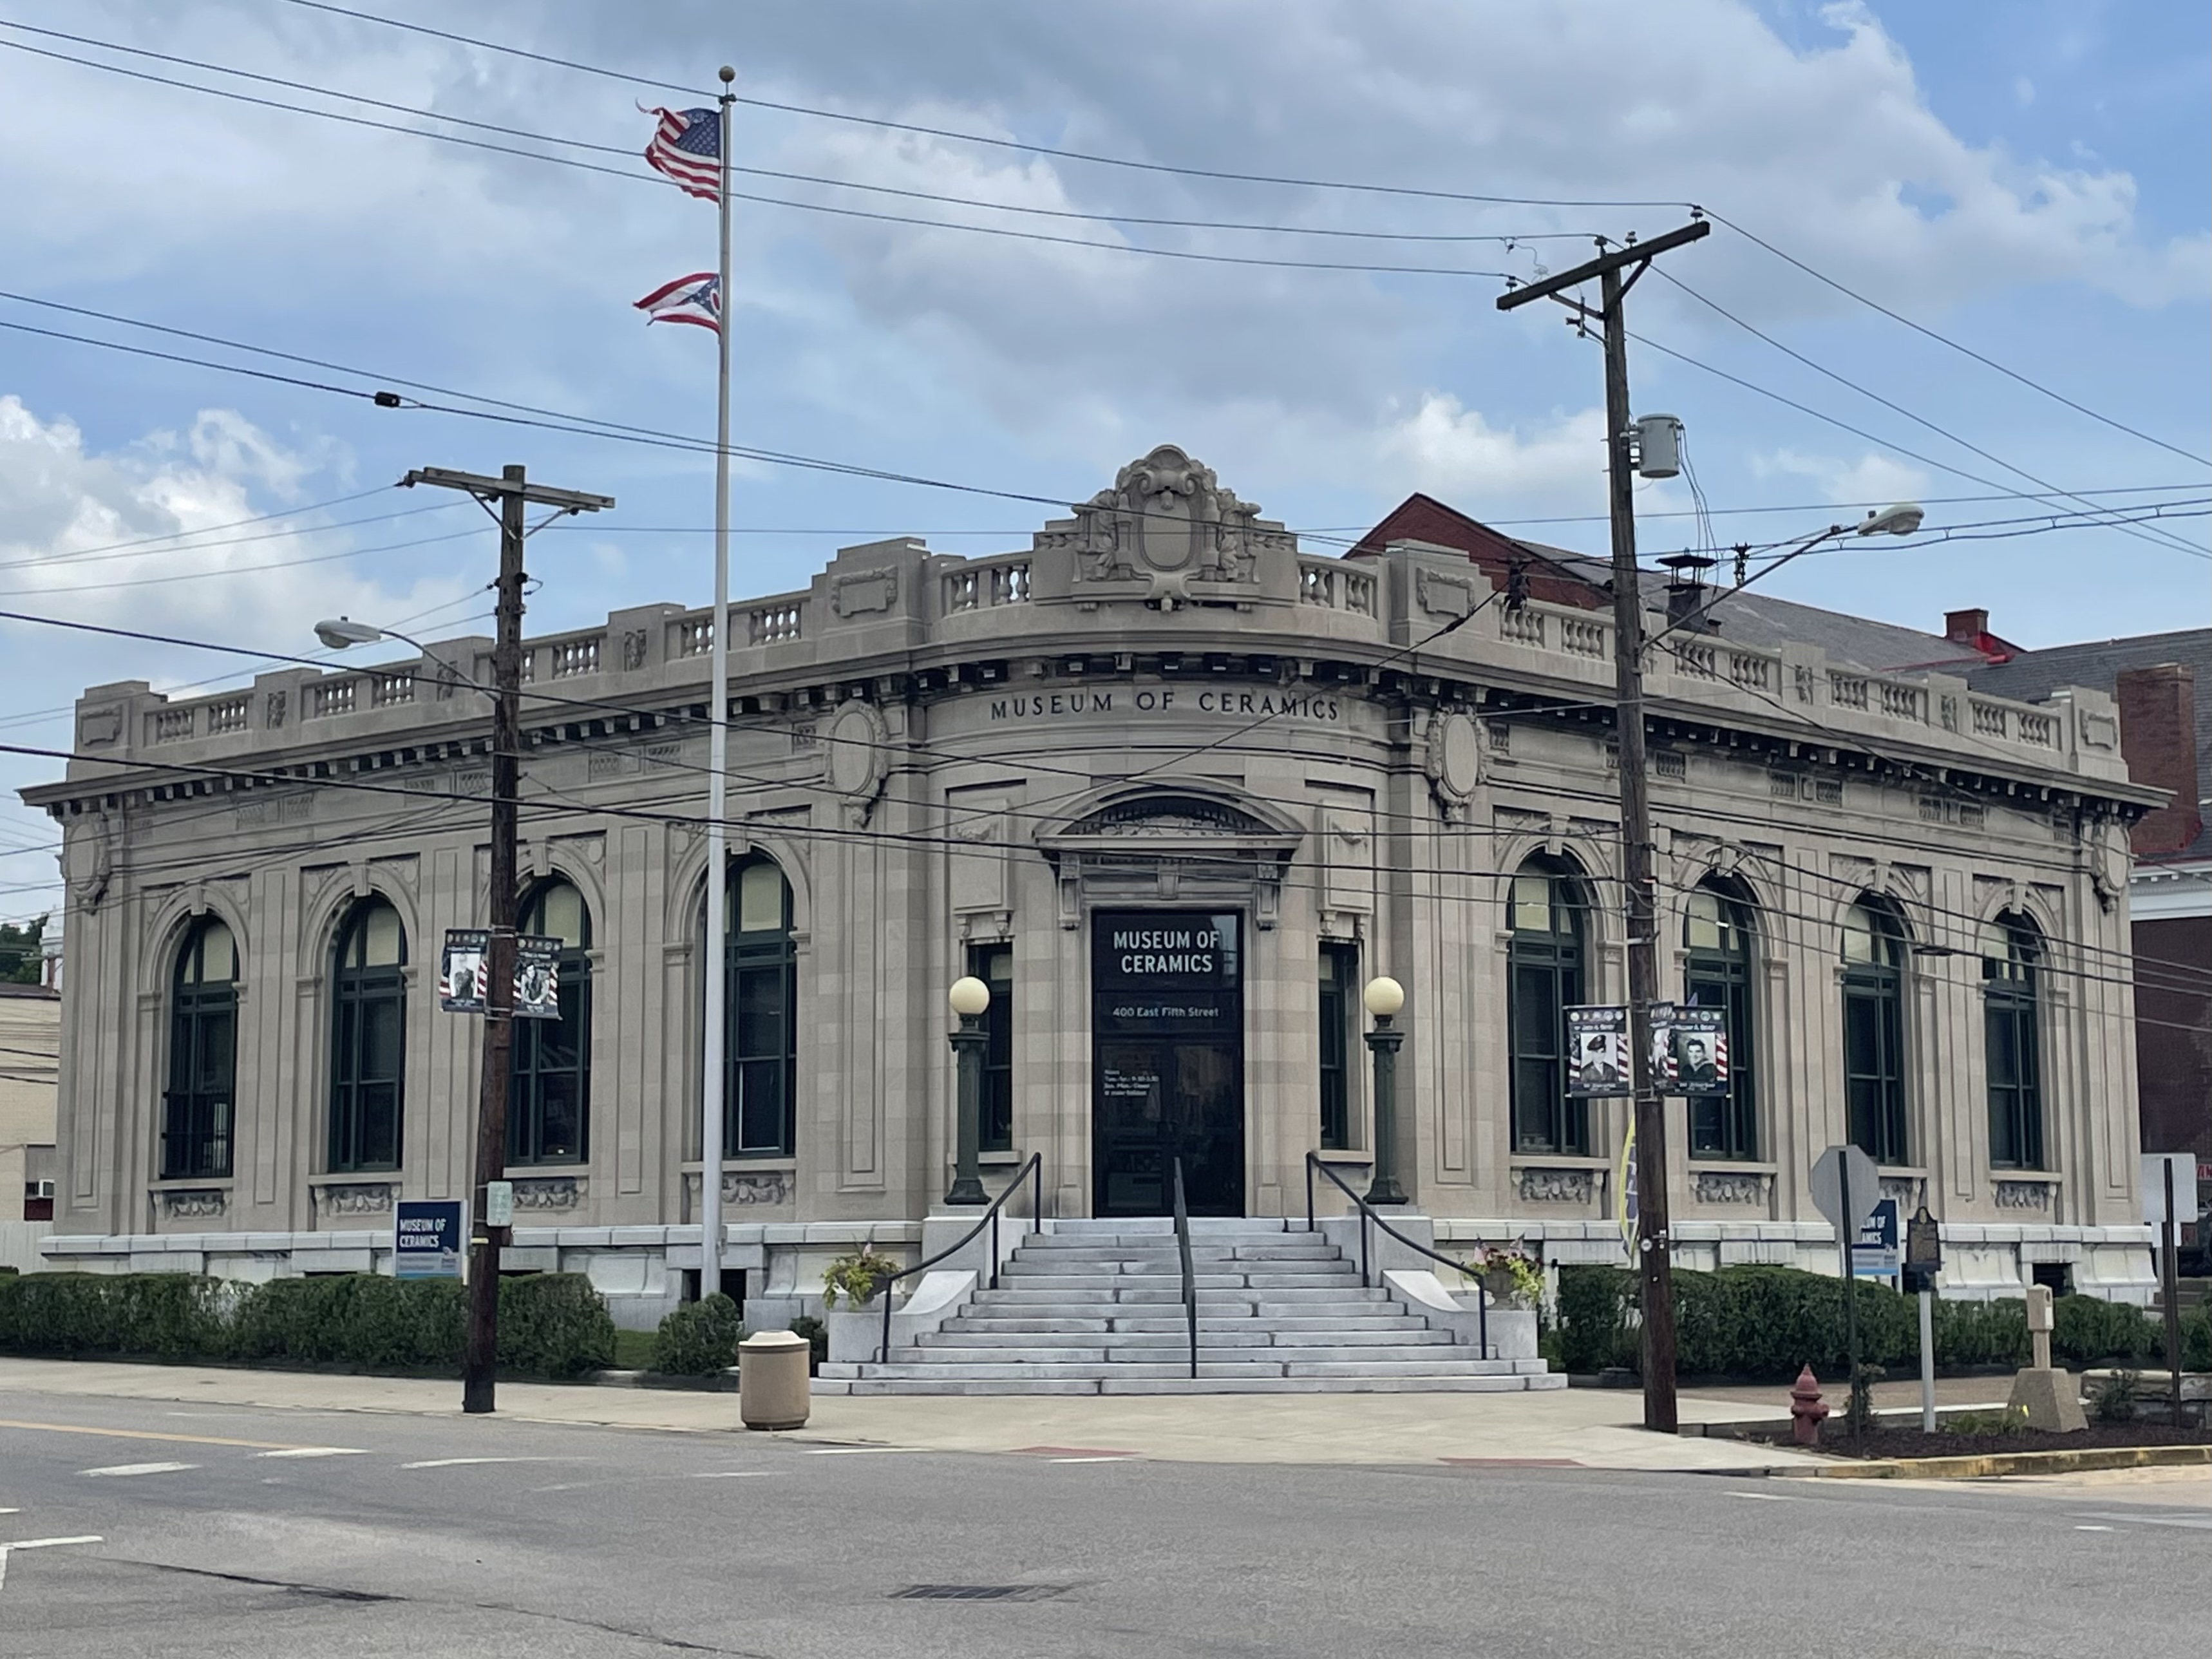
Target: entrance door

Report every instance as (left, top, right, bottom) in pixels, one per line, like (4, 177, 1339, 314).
(1092, 911, 1245, 1217)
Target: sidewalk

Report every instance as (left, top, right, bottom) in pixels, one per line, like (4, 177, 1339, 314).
(0, 1356, 1819, 1472)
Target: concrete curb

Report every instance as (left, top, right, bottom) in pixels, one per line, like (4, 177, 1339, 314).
(1771, 1444, 2212, 1480)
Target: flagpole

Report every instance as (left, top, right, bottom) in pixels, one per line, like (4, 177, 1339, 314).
(698, 66, 736, 1304)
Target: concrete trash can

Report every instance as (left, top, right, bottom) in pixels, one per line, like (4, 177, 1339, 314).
(738, 1329, 811, 1431)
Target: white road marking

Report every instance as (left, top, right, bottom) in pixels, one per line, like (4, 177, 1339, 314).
(1728, 1491, 1793, 1501)
(80, 1462, 196, 1478)
(255, 1447, 368, 1460)
(691, 1470, 773, 1479)
(2075, 1524, 2115, 1531)
(2074, 1511, 2212, 1531)
(3, 1537, 104, 1551)
(0, 1509, 16, 1515)
(399, 1456, 558, 1470)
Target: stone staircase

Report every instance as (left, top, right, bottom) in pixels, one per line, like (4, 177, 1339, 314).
(814, 1217, 1563, 1396)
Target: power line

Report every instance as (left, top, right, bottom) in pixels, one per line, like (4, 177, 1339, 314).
(0, 525, 487, 598)
(1652, 268, 2210, 561)
(0, 36, 1518, 283)
(274, 0, 2212, 472)
(1698, 211, 2211, 471)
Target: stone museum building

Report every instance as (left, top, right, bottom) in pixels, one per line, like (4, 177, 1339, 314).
(23, 446, 2166, 1331)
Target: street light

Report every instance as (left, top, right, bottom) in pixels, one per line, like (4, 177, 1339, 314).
(1361, 976, 1408, 1207)
(946, 975, 991, 1206)
(313, 618, 482, 695)
(1651, 502, 1926, 647)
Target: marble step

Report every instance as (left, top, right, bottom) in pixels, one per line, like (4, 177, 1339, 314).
(1011, 1242, 1343, 1262)
(996, 1269, 1361, 1290)
(978, 1285, 1390, 1306)
(1039, 1218, 1294, 1237)
(941, 1316, 1439, 1336)
(812, 1374, 1565, 1397)
(892, 1343, 1475, 1365)
(840, 1356, 1526, 1380)
(921, 1327, 1457, 1350)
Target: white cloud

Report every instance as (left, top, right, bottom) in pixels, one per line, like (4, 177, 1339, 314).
(1752, 446, 1933, 507)
(1372, 395, 1608, 507)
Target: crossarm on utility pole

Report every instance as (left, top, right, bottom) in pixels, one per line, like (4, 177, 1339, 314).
(1495, 220, 1710, 312)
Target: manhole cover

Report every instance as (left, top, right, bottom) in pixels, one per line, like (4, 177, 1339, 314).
(891, 1584, 1068, 1603)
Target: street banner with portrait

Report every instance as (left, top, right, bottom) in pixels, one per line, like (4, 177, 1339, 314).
(1661, 1004, 1728, 1095)
(439, 929, 562, 1019)
(1565, 1005, 1631, 1097)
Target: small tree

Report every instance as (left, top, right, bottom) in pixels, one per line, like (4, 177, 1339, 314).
(0, 913, 46, 985)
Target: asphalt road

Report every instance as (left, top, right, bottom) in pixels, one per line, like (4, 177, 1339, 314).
(2, 1394, 2204, 1658)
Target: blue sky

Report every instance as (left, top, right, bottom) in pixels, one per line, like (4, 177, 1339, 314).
(1, 0, 2206, 924)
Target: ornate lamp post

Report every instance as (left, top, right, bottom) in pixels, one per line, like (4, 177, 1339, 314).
(945, 975, 991, 1206)
(1361, 976, 1408, 1206)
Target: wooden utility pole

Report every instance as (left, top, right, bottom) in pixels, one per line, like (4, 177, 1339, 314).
(400, 464, 613, 1415)
(1498, 220, 1709, 1434)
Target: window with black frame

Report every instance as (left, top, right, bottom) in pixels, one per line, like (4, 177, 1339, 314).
(329, 897, 406, 1173)
(1841, 898, 1909, 1165)
(511, 878, 591, 1166)
(1982, 913, 2045, 1170)
(724, 856, 797, 1157)
(1508, 859, 1587, 1156)
(971, 943, 1014, 1153)
(1318, 941, 1359, 1150)
(1684, 886, 1757, 1161)
(164, 916, 237, 1180)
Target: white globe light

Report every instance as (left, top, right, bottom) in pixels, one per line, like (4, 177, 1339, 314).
(948, 975, 991, 1018)
(1363, 976, 1406, 1018)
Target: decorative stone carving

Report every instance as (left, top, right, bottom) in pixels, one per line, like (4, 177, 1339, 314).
(824, 699, 890, 825)
(830, 567, 899, 618)
(1692, 1171, 1768, 1205)
(1034, 445, 1290, 585)
(64, 811, 114, 912)
(1415, 567, 1479, 620)
(622, 629, 649, 672)
(317, 1181, 397, 1216)
(725, 1169, 791, 1206)
(1994, 1179, 2054, 1211)
(1515, 1167, 1594, 1204)
(158, 1187, 229, 1220)
(512, 1176, 585, 1211)
(1066, 794, 1276, 839)
(1878, 1176, 1923, 1213)
(78, 705, 124, 747)
(1423, 710, 1482, 820)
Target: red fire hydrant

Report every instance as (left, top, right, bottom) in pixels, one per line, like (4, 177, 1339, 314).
(1790, 1365, 1829, 1448)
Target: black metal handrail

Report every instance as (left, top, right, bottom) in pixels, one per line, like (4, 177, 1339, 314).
(1171, 1155, 1198, 1380)
(874, 1153, 1043, 1365)
(1305, 1152, 1488, 1359)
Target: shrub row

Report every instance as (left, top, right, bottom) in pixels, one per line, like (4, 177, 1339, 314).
(1553, 1264, 2212, 1381)
(649, 1292, 742, 1376)
(0, 1271, 614, 1379)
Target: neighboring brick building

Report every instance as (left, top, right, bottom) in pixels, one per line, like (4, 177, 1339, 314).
(0, 981, 60, 1222)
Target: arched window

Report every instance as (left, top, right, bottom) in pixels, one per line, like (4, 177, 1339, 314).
(724, 856, 797, 1157)
(1684, 885, 1757, 1161)
(1841, 898, 1908, 1165)
(511, 878, 590, 1166)
(164, 916, 237, 1179)
(330, 897, 406, 1172)
(1982, 913, 2045, 1170)
(1508, 857, 1587, 1156)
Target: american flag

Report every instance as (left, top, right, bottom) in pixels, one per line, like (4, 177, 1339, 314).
(643, 105, 722, 201)
(634, 272, 721, 334)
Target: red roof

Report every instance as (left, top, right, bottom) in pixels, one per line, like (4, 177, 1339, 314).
(1347, 493, 1609, 612)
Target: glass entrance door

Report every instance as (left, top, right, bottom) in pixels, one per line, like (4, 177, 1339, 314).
(1091, 911, 1245, 1217)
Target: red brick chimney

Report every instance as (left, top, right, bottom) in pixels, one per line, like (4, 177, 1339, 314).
(1944, 607, 2019, 662)
(2117, 662, 2203, 857)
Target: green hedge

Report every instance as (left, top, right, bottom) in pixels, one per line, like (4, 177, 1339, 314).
(1552, 1265, 2178, 1381)
(649, 1292, 742, 1376)
(0, 1271, 613, 1379)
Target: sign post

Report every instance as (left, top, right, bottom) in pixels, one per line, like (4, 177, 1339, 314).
(1810, 1144, 1880, 1446)
(1903, 1206, 1942, 1433)
(2144, 1153, 2190, 1430)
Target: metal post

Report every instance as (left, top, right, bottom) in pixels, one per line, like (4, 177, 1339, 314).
(947, 1011, 987, 1206)
(2164, 1159, 2183, 1430)
(1362, 1015, 1407, 1206)
(1839, 1155, 1861, 1449)
(1918, 1287, 1936, 1433)
(697, 66, 738, 1306)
